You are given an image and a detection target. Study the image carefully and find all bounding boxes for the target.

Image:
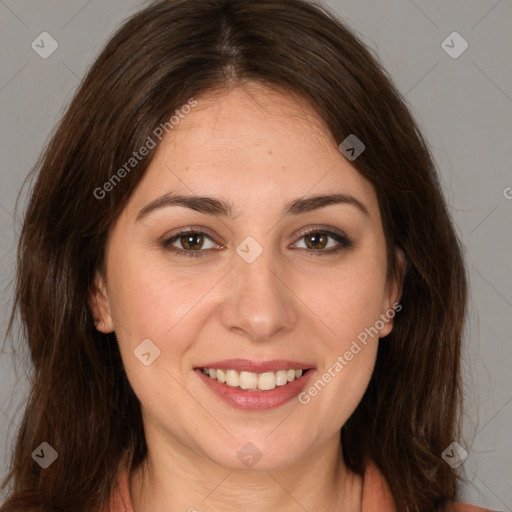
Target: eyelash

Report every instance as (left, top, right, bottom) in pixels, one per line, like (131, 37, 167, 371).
(161, 227, 354, 259)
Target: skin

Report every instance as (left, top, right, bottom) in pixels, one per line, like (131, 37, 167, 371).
(91, 82, 403, 512)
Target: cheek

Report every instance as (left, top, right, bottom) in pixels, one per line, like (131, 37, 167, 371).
(300, 261, 388, 349)
(107, 247, 208, 339)
(294, 253, 386, 419)
(299, 286, 381, 433)
(105, 249, 214, 392)
(107, 252, 209, 425)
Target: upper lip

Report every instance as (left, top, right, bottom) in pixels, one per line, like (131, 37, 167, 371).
(196, 359, 314, 373)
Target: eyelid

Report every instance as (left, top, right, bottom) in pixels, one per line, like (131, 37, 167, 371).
(161, 226, 221, 244)
(290, 225, 354, 252)
(161, 227, 223, 250)
(292, 224, 350, 241)
(161, 224, 353, 258)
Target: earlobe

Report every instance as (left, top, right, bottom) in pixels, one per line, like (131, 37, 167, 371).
(379, 246, 407, 338)
(89, 271, 115, 333)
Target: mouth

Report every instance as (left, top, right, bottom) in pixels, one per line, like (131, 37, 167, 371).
(199, 367, 308, 391)
(194, 360, 315, 410)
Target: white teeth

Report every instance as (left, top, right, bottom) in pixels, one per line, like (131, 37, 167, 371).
(225, 369, 240, 387)
(239, 371, 258, 390)
(275, 370, 288, 386)
(258, 372, 276, 391)
(201, 367, 307, 391)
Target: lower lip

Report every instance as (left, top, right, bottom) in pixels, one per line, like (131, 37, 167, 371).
(195, 369, 315, 410)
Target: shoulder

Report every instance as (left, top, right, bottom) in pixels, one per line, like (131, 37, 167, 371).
(362, 460, 500, 512)
(448, 504, 500, 512)
(106, 466, 134, 512)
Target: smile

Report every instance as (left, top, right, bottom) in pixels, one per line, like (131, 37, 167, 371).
(195, 361, 315, 410)
(200, 367, 305, 391)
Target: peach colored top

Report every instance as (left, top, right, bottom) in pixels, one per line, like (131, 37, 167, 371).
(107, 461, 497, 511)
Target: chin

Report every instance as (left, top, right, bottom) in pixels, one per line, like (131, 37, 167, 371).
(197, 431, 313, 472)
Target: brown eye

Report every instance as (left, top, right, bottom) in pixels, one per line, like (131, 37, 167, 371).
(304, 231, 329, 250)
(292, 228, 354, 256)
(162, 230, 219, 258)
(179, 232, 204, 250)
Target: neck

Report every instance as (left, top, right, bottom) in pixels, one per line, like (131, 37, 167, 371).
(129, 432, 363, 512)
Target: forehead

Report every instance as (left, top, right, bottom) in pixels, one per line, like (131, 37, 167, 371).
(163, 83, 336, 166)
(125, 83, 379, 220)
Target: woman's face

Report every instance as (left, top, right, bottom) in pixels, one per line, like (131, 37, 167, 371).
(92, 82, 401, 472)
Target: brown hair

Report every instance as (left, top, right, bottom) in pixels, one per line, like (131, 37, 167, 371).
(1, 0, 467, 510)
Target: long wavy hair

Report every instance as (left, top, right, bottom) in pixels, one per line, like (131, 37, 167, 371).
(1, 0, 467, 510)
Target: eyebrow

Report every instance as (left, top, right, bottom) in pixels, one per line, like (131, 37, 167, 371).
(136, 191, 369, 222)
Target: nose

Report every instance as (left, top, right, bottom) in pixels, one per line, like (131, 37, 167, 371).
(220, 247, 299, 343)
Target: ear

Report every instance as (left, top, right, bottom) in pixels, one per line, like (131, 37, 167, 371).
(378, 246, 406, 338)
(89, 270, 115, 333)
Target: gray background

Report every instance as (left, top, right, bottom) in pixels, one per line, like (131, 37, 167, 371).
(0, 0, 511, 509)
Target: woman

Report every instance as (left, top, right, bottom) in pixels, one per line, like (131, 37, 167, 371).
(0, 0, 495, 511)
